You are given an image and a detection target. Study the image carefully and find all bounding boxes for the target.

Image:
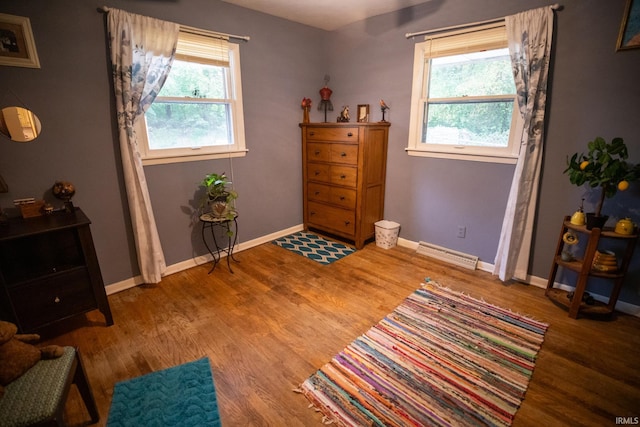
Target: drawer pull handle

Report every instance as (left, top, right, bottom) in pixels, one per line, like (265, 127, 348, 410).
(315, 171, 321, 176)
(340, 196, 345, 200)
(314, 150, 321, 155)
(310, 211, 316, 216)
(345, 221, 351, 225)
(54, 296, 61, 303)
(340, 152, 347, 157)
(315, 191, 320, 195)
(340, 174, 346, 179)
(309, 131, 315, 136)
(347, 132, 353, 137)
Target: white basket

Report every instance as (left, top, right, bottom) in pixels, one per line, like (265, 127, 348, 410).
(374, 220, 400, 249)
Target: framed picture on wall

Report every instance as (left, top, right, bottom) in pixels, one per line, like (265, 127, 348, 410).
(617, 0, 640, 51)
(0, 13, 40, 68)
(357, 104, 369, 123)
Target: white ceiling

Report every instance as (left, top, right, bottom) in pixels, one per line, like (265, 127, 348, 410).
(221, 0, 431, 31)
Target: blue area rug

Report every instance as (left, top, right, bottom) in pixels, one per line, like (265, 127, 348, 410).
(272, 231, 356, 264)
(107, 358, 221, 427)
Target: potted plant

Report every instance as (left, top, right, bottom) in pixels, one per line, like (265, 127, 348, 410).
(565, 137, 640, 229)
(199, 172, 238, 220)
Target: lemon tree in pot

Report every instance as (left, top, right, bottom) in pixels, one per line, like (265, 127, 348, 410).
(200, 172, 238, 220)
(565, 137, 640, 229)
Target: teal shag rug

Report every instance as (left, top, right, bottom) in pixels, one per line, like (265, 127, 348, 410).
(272, 231, 356, 264)
(107, 358, 221, 427)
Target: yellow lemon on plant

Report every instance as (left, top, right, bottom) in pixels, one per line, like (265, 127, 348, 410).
(618, 180, 629, 191)
(579, 161, 589, 170)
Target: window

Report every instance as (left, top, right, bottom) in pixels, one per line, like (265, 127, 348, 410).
(137, 30, 246, 165)
(407, 24, 520, 163)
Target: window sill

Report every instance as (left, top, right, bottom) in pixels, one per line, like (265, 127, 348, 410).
(142, 149, 248, 166)
(405, 148, 518, 164)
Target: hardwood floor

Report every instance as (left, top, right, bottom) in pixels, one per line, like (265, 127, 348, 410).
(40, 241, 640, 426)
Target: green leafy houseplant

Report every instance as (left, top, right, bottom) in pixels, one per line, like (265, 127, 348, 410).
(200, 172, 238, 220)
(564, 137, 640, 219)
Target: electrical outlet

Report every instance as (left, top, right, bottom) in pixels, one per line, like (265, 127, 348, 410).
(457, 226, 466, 238)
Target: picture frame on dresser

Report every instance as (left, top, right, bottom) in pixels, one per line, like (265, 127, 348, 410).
(357, 104, 369, 123)
(0, 13, 40, 68)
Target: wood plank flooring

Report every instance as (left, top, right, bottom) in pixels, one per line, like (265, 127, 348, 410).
(39, 241, 640, 426)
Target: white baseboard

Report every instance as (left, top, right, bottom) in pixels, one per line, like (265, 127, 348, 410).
(105, 224, 304, 296)
(107, 230, 640, 317)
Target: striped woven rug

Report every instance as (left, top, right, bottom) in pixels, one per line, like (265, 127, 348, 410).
(300, 282, 548, 426)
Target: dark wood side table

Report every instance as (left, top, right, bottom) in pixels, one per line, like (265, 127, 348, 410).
(546, 216, 638, 318)
(200, 212, 239, 273)
(0, 207, 113, 332)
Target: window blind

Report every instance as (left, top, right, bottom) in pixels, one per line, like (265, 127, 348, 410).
(423, 23, 507, 58)
(175, 31, 229, 66)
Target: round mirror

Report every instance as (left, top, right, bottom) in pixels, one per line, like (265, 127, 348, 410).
(0, 106, 42, 142)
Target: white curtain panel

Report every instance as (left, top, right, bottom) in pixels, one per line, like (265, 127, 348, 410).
(493, 6, 554, 282)
(107, 9, 179, 283)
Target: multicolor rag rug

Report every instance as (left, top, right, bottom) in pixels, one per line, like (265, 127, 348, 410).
(272, 231, 356, 264)
(107, 358, 221, 427)
(300, 282, 548, 427)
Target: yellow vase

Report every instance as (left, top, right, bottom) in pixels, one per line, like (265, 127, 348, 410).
(615, 218, 634, 235)
(570, 209, 585, 226)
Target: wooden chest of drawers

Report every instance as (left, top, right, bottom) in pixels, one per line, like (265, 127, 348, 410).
(301, 122, 390, 248)
(0, 208, 113, 332)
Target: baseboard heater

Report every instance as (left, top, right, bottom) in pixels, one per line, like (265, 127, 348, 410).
(416, 241, 478, 270)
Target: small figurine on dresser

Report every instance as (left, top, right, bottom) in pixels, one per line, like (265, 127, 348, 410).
(380, 99, 390, 122)
(301, 97, 312, 123)
(318, 75, 334, 122)
(337, 106, 350, 122)
(52, 180, 76, 213)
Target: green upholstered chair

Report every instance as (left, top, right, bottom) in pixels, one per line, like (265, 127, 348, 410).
(0, 346, 99, 427)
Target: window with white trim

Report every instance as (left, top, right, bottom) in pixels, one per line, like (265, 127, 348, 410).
(137, 30, 246, 165)
(407, 24, 520, 164)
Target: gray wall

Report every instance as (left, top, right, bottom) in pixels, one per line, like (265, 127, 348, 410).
(324, 0, 640, 305)
(1, 0, 639, 305)
(0, 0, 325, 284)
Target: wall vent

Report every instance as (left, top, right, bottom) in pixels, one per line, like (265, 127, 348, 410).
(416, 241, 478, 270)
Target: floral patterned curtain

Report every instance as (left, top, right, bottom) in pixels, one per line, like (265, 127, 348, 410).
(106, 9, 179, 284)
(493, 6, 554, 281)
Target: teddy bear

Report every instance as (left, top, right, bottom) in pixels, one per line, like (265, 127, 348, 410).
(0, 320, 65, 398)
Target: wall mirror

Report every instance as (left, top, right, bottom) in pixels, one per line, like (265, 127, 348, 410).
(0, 106, 42, 142)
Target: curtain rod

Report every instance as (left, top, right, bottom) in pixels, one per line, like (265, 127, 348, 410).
(405, 3, 561, 39)
(99, 6, 251, 42)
